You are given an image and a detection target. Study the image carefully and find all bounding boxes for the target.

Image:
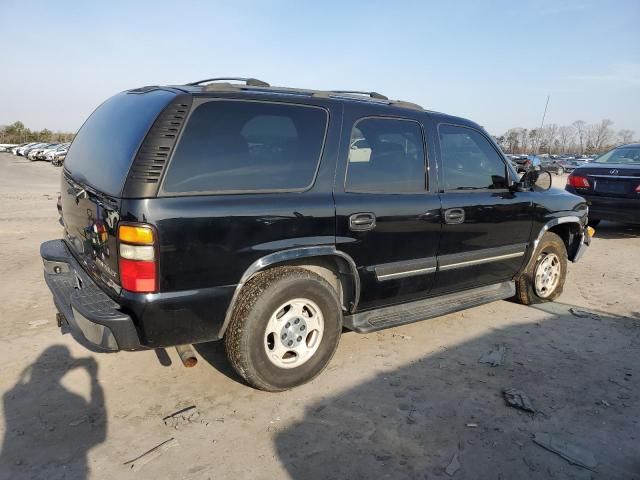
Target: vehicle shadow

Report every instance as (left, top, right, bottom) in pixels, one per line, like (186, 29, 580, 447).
(0, 345, 106, 480)
(591, 221, 640, 240)
(275, 305, 640, 479)
(193, 341, 247, 386)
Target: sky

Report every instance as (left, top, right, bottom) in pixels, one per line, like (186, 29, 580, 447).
(1, 0, 639, 137)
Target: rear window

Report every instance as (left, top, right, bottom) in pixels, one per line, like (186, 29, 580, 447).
(64, 90, 175, 196)
(161, 101, 328, 193)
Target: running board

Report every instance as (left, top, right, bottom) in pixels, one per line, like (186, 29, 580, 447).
(343, 281, 515, 333)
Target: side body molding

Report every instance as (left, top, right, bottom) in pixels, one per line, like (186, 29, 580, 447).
(218, 246, 360, 336)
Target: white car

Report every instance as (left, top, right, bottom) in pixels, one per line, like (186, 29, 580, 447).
(27, 143, 57, 160)
(16, 143, 40, 156)
(44, 144, 70, 162)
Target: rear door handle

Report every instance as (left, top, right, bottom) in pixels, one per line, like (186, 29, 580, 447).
(444, 208, 465, 224)
(349, 212, 376, 231)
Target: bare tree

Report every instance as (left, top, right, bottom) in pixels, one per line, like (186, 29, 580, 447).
(572, 120, 587, 154)
(558, 125, 576, 153)
(518, 128, 529, 153)
(617, 129, 635, 145)
(540, 124, 558, 154)
(505, 128, 520, 153)
(590, 119, 614, 151)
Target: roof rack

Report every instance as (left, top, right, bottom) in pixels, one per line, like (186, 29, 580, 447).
(186, 77, 270, 87)
(330, 90, 388, 100)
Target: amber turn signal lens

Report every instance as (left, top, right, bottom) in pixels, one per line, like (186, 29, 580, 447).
(119, 225, 154, 245)
(587, 226, 596, 238)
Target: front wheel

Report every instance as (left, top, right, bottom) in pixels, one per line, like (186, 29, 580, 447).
(515, 231, 567, 305)
(225, 266, 343, 391)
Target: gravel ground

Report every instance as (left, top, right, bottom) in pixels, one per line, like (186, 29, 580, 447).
(0, 153, 638, 480)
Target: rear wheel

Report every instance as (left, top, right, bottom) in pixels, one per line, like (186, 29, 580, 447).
(225, 266, 343, 391)
(515, 232, 567, 305)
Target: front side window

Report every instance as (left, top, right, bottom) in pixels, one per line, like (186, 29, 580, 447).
(345, 118, 425, 193)
(162, 101, 328, 193)
(439, 124, 508, 190)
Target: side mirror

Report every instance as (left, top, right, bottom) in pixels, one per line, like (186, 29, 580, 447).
(522, 170, 552, 191)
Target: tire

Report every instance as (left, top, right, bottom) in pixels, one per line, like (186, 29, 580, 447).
(515, 231, 567, 305)
(225, 266, 343, 391)
(587, 219, 600, 227)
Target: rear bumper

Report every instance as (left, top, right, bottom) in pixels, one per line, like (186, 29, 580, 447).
(579, 192, 640, 224)
(40, 240, 143, 352)
(41, 239, 236, 351)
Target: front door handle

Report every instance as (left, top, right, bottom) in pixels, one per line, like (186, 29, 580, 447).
(444, 208, 465, 224)
(349, 212, 376, 231)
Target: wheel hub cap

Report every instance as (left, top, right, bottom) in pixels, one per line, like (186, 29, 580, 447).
(534, 253, 561, 298)
(264, 298, 324, 369)
(279, 316, 308, 349)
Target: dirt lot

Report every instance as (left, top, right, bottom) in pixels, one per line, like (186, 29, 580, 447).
(0, 152, 638, 480)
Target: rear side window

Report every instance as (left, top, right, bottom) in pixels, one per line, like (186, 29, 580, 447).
(439, 124, 508, 190)
(162, 101, 328, 193)
(64, 90, 175, 196)
(345, 118, 426, 193)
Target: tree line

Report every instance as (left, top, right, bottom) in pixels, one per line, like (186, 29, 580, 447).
(494, 120, 635, 155)
(0, 121, 75, 144)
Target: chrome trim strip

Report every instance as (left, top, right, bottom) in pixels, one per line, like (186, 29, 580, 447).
(587, 175, 640, 179)
(439, 251, 525, 271)
(377, 266, 437, 281)
(219, 246, 361, 336)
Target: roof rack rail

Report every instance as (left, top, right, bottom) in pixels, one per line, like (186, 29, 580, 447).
(330, 90, 388, 100)
(186, 77, 270, 87)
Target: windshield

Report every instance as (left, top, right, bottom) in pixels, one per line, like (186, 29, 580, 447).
(594, 146, 640, 165)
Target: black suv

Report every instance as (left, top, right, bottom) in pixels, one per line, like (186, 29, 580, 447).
(41, 78, 592, 391)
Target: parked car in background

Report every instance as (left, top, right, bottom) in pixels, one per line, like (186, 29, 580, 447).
(27, 143, 58, 160)
(23, 143, 50, 159)
(566, 143, 640, 226)
(16, 142, 40, 156)
(51, 147, 69, 166)
(539, 157, 567, 175)
(39, 143, 69, 161)
(508, 154, 531, 173)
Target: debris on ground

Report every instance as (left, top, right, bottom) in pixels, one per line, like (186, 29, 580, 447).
(123, 438, 179, 472)
(28, 319, 49, 328)
(162, 405, 210, 429)
(445, 451, 461, 476)
(532, 433, 597, 471)
(503, 388, 535, 413)
(596, 399, 611, 407)
(466, 423, 478, 428)
(391, 333, 412, 340)
(479, 345, 506, 366)
(569, 308, 601, 320)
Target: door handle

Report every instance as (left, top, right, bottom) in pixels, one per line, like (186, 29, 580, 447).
(349, 212, 376, 231)
(444, 208, 465, 224)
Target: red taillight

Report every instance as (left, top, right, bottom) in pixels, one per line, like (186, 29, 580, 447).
(119, 259, 157, 293)
(567, 174, 590, 188)
(118, 224, 157, 293)
(635, 184, 640, 193)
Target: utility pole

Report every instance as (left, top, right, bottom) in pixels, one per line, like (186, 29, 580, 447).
(535, 95, 550, 155)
